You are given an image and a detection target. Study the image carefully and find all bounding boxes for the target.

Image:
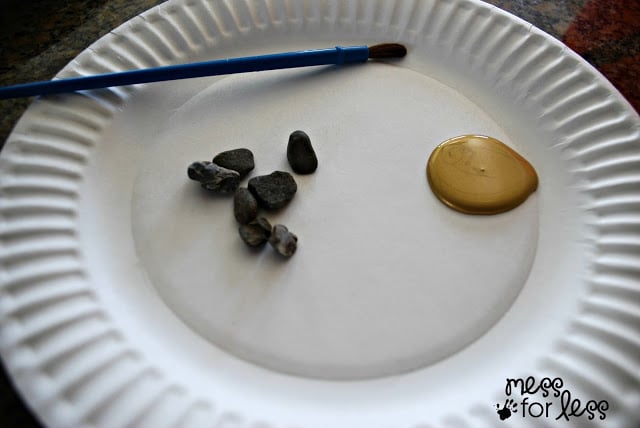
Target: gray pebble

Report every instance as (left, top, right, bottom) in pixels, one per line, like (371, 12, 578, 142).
(248, 171, 297, 210)
(187, 160, 212, 181)
(287, 130, 318, 174)
(213, 148, 255, 177)
(233, 187, 258, 224)
(269, 224, 298, 257)
(239, 217, 272, 247)
(187, 161, 241, 194)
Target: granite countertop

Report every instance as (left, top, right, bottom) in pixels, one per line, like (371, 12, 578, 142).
(1, 0, 639, 426)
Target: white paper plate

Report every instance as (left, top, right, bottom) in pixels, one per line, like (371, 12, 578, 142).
(1, 0, 639, 427)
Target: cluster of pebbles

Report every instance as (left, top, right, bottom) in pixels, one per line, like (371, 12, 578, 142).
(187, 130, 317, 257)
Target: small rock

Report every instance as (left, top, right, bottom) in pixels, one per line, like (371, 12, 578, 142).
(287, 130, 318, 174)
(187, 160, 212, 181)
(248, 171, 297, 210)
(233, 187, 258, 224)
(213, 148, 255, 177)
(239, 217, 272, 247)
(269, 224, 298, 257)
(187, 161, 241, 194)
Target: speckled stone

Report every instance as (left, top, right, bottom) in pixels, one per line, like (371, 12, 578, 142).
(213, 148, 255, 177)
(248, 171, 297, 210)
(233, 187, 258, 224)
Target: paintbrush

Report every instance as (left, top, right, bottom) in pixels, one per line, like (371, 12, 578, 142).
(0, 43, 406, 100)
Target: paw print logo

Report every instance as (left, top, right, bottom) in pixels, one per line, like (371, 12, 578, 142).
(496, 399, 518, 420)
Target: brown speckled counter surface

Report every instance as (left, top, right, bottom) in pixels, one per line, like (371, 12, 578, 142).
(1, 0, 639, 426)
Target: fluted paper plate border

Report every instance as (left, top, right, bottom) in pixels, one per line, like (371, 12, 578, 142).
(1, 0, 639, 427)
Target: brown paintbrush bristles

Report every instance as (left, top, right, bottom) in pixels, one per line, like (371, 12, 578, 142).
(367, 43, 407, 59)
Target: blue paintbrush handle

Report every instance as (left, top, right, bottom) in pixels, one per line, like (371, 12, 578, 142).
(0, 45, 370, 99)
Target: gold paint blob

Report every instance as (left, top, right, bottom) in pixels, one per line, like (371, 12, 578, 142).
(426, 135, 538, 215)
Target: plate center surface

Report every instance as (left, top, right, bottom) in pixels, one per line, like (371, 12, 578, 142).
(128, 64, 539, 379)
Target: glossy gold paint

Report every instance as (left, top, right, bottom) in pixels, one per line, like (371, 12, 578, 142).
(427, 135, 538, 215)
